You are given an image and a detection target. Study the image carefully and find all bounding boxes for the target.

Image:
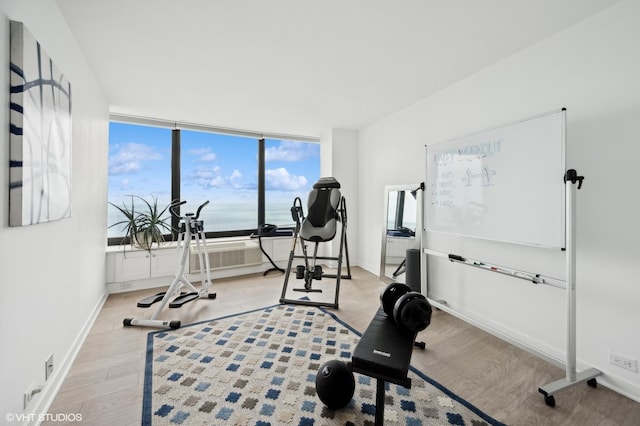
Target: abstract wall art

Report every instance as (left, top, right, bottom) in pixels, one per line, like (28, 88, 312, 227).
(9, 20, 72, 226)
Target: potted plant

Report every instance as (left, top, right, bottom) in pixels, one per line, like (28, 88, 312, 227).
(109, 195, 177, 251)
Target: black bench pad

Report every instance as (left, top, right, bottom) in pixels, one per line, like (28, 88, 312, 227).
(351, 308, 416, 387)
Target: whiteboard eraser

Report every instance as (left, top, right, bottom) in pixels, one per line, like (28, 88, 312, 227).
(448, 254, 465, 262)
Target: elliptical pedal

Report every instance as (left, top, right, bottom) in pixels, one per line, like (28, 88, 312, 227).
(137, 292, 167, 308)
(169, 291, 217, 308)
(169, 292, 200, 308)
(138, 292, 189, 308)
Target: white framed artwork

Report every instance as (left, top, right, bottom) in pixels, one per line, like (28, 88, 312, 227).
(9, 20, 72, 226)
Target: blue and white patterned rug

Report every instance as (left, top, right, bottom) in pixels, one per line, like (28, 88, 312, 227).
(143, 304, 505, 425)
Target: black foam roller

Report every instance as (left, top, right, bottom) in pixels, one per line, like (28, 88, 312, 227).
(405, 248, 421, 293)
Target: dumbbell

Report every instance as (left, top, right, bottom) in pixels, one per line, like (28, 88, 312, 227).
(380, 282, 432, 333)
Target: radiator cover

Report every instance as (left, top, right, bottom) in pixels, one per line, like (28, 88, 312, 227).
(189, 240, 262, 272)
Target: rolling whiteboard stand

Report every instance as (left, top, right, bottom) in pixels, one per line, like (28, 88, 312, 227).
(423, 110, 601, 407)
(538, 170, 601, 407)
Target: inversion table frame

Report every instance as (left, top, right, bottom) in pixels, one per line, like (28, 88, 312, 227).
(280, 195, 351, 309)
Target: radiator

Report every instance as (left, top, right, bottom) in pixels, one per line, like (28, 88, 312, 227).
(189, 240, 262, 272)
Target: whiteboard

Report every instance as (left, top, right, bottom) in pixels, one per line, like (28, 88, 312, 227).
(425, 109, 566, 249)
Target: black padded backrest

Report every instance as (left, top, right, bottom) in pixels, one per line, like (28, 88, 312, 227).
(299, 178, 342, 242)
(306, 189, 338, 227)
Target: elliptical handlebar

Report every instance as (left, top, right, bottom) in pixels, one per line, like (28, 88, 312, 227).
(170, 200, 187, 218)
(194, 200, 209, 220)
(169, 200, 210, 220)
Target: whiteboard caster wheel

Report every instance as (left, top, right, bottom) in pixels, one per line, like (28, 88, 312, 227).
(544, 395, 555, 407)
(587, 378, 597, 388)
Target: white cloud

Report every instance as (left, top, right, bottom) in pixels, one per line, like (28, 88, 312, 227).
(109, 143, 162, 175)
(110, 161, 140, 174)
(189, 167, 245, 189)
(188, 148, 210, 156)
(265, 168, 308, 191)
(208, 176, 226, 188)
(265, 140, 318, 162)
(200, 153, 217, 162)
(229, 169, 243, 188)
(117, 178, 131, 190)
(193, 168, 215, 180)
(187, 147, 217, 162)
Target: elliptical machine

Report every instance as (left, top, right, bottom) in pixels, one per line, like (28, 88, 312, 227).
(123, 201, 216, 329)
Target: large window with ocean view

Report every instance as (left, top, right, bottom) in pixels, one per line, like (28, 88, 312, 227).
(107, 120, 320, 244)
(264, 138, 320, 228)
(107, 122, 172, 240)
(180, 130, 258, 233)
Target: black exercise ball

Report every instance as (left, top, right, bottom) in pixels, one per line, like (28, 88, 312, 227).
(315, 360, 355, 409)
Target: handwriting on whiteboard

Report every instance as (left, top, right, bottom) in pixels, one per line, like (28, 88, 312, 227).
(425, 109, 566, 249)
(430, 139, 502, 208)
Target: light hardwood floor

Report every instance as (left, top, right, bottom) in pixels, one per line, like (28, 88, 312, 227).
(45, 267, 640, 425)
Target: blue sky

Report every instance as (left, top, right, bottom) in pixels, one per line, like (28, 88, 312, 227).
(107, 122, 320, 231)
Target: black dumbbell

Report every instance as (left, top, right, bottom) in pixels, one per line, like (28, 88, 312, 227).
(380, 282, 432, 333)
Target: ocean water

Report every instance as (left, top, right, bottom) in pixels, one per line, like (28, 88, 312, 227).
(107, 199, 296, 238)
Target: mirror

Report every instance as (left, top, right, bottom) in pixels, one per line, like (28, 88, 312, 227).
(380, 184, 422, 284)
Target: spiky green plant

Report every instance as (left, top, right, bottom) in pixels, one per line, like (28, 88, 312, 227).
(109, 195, 177, 251)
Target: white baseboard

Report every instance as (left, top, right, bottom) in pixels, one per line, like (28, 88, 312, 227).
(358, 262, 380, 279)
(597, 375, 640, 404)
(28, 290, 108, 426)
(427, 298, 640, 404)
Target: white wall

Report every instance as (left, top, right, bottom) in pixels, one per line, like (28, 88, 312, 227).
(0, 0, 109, 419)
(320, 129, 359, 265)
(358, 0, 640, 401)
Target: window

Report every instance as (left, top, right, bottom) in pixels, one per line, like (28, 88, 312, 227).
(387, 190, 417, 232)
(107, 120, 320, 244)
(107, 122, 172, 240)
(264, 138, 320, 227)
(180, 130, 258, 233)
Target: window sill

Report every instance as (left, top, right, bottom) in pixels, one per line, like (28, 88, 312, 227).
(106, 233, 294, 253)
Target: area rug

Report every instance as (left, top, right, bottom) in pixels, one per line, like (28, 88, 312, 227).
(143, 304, 505, 425)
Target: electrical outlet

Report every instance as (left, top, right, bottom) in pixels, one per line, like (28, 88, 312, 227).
(24, 383, 42, 409)
(609, 351, 638, 372)
(45, 354, 54, 380)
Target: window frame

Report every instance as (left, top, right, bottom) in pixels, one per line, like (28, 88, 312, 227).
(107, 115, 319, 246)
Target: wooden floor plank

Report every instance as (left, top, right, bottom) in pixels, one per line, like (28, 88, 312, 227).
(44, 267, 638, 425)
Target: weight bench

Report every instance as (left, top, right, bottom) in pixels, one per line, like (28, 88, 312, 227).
(351, 307, 424, 426)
